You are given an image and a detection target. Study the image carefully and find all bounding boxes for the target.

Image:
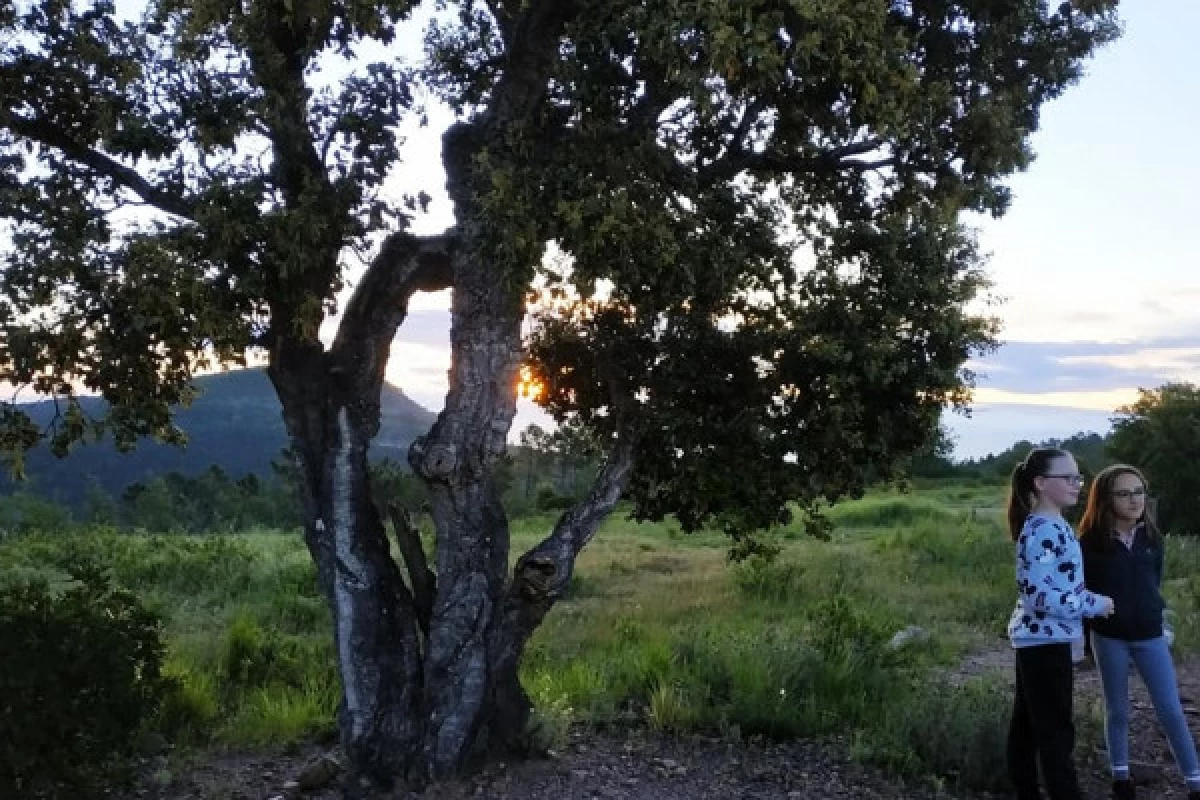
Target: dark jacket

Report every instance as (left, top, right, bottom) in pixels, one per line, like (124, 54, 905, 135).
(1081, 524, 1165, 641)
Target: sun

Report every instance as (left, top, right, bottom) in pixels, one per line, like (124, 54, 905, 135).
(516, 365, 545, 401)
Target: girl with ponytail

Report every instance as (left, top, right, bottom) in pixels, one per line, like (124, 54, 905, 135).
(1006, 447, 1115, 800)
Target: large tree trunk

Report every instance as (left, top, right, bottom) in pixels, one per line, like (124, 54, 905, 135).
(268, 241, 635, 792)
(408, 130, 527, 773)
(262, 4, 607, 787)
(269, 346, 425, 792)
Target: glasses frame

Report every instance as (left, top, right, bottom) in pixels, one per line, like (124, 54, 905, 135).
(1111, 488, 1147, 500)
(1040, 473, 1086, 485)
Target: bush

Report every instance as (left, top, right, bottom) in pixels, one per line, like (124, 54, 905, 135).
(0, 562, 168, 799)
(535, 487, 573, 511)
(858, 676, 1011, 792)
(827, 496, 962, 529)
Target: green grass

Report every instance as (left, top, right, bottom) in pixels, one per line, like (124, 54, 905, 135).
(6, 484, 1191, 792)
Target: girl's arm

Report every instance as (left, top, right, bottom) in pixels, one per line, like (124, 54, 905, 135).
(1156, 540, 1165, 587)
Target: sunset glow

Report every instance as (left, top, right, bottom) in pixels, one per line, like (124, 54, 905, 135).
(516, 365, 545, 402)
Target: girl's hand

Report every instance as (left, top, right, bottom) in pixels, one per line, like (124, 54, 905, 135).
(1095, 595, 1115, 618)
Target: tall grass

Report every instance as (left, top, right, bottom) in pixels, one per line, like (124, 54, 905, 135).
(0, 530, 337, 748)
(1, 486, 1148, 791)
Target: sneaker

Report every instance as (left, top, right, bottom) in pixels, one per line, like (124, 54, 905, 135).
(1112, 779, 1135, 800)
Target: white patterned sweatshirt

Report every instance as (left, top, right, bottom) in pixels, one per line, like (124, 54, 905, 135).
(1008, 513, 1106, 647)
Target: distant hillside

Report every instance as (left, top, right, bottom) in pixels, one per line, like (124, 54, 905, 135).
(2, 368, 438, 506)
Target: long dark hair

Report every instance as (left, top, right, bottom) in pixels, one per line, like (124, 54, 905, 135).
(1078, 463, 1160, 550)
(1007, 447, 1069, 541)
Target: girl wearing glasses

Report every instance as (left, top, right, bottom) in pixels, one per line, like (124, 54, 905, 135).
(1079, 464, 1200, 800)
(1007, 447, 1115, 800)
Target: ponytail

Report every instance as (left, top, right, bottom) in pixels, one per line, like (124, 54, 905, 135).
(1006, 447, 1069, 541)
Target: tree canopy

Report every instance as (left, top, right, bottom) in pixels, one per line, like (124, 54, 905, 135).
(1109, 383, 1200, 533)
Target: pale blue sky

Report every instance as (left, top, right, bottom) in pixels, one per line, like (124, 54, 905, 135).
(945, 0, 1200, 457)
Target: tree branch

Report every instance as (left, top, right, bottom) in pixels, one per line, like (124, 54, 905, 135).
(1, 112, 196, 220)
(508, 415, 638, 618)
(329, 229, 456, 386)
(705, 134, 895, 182)
(388, 503, 436, 638)
(486, 0, 579, 128)
(484, 0, 516, 44)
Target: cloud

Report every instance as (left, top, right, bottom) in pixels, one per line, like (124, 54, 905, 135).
(385, 342, 450, 409)
(971, 387, 1138, 411)
(973, 334, 1200, 398)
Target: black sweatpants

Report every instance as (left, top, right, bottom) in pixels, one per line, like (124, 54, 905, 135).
(1007, 642, 1084, 800)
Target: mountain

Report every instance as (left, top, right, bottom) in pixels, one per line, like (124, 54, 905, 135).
(2, 368, 438, 506)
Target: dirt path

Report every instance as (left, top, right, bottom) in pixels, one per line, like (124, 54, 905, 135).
(127, 732, 983, 800)
(951, 642, 1200, 799)
(1074, 653, 1200, 799)
(126, 654, 1200, 800)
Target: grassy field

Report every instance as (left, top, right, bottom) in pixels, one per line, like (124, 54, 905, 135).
(6, 484, 1200, 792)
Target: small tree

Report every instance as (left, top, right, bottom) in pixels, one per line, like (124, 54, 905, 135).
(1109, 384, 1200, 533)
(516, 423, 552, 501)
(1, 0, 1120, 789)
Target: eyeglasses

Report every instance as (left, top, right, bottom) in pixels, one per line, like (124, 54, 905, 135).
(1042, 474, 1085, 485)
(1111, 488, 1146, 500)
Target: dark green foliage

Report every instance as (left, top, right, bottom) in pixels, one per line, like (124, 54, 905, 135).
(120, 465, 303, 532)
(910, 430, 1115, 484)
(535, 486, 573, 512)
(1109, 384, 1200, 533)
(968, 431, 1113, 479)
(0, 563, 168, 799)
(517, 0, 1120, 538)
(222, 612, 307, 690)
(368, 458, 430, 516)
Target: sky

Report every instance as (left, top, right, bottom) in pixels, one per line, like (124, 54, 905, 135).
(31, 1, 1200, 460)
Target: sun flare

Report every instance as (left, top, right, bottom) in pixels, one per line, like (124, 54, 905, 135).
(516, 365, 545, 401)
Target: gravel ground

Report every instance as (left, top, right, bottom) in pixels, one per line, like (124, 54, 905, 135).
(125, 655, 1200, 800)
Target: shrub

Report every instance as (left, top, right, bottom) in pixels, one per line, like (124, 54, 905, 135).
(535, 487, 573, 511)
(827, 496, 961, 529)
(731, 555, 808, 604)
(0, 562, 168, 799)
(858, 676, 1011, 792)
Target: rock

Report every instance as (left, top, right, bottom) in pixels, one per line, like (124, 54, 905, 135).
(887, 625, 929, 650)
(292, 753, 343, 791)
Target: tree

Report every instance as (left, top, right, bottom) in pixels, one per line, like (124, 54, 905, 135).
(903, 423, 958, 480)
(0, 0, 1119, 790)
(548, 422, 601, 496)
(516, 423, 551, 502)
(1109, 384, 1200, 533)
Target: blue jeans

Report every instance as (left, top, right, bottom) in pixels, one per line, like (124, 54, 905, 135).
(1091, 632, 1200, 789)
